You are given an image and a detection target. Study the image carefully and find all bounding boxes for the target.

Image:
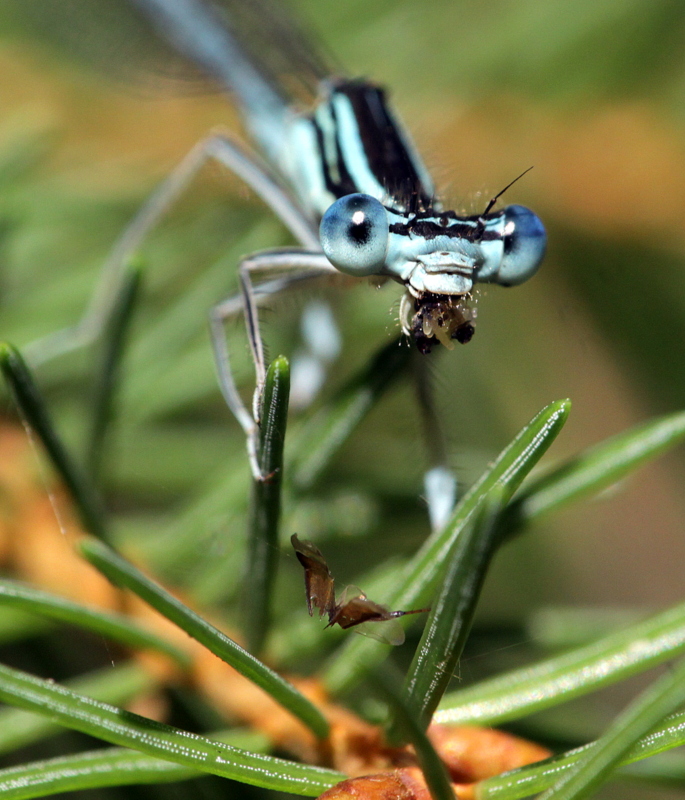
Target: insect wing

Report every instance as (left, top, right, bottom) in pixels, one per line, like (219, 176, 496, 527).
(209, 0, 331, 103)
(291, 534, 336, 617)
(353, 618, 406, 647)
(331, 589, 406, 645)
(331, 589, 393, 628)
(330, 587, 431, 645)
(335, 584, 365, 609)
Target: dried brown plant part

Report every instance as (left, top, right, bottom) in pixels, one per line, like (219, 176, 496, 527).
(192, 646, 330, 763)
(318, 768, 433, 800)
(0, 422, 551, 794)
(319, 725, 551, 800)
(427, 724, 551, 784)
(12, 491, 119, 607)
(317, 727, 551, 800)
(192, 647, 405, 771)
(0, 422, 117, 606)
(189, 646, 552, 785)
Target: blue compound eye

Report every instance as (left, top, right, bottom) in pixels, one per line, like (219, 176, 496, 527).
(320, 194, 389, 276)
(498, 205, 547, 286)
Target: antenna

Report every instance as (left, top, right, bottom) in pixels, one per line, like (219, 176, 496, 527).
(480, 166, 534, 218)
(472, 166, 534, 243)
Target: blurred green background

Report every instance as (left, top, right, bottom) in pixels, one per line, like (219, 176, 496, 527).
(1, 1, 685, 797)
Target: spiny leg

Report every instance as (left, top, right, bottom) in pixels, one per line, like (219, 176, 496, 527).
(25, 130, 318, 367)
(209, 249, 337, 479)
(410, 349, 457, 531)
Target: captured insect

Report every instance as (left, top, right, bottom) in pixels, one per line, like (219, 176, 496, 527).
(291, 534, 429, 646)
(31, 0, 546, 484)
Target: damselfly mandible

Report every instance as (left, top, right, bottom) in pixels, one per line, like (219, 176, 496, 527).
(30, 0, 546, 482)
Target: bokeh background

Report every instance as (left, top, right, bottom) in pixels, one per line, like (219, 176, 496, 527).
(1, 1, 685, 798)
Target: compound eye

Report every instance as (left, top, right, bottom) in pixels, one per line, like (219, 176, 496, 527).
(319, 194, 389, 276)
(498, 205, 547, 286)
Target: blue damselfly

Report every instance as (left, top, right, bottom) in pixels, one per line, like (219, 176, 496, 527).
(30, 0, 546, 486)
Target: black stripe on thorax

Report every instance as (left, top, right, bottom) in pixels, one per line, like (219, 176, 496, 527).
(389, 214, 504, 242)
(312, 112, 358, 201)
(335, 80, 433, 213)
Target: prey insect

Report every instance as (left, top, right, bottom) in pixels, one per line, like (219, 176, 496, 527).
(32, 0, 546, 486)
(291, 534, 428, 646)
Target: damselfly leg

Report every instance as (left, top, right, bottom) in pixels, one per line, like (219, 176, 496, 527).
(24, 128, 340, 480)
(411, 351, 457, 530)
(210, 248, 336, 478)
(24, 129, 318, 367)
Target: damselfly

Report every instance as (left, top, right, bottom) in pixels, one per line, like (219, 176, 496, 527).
(31, 0, 546, 483)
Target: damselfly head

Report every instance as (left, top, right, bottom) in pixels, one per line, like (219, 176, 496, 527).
(472, 169, 546, 287)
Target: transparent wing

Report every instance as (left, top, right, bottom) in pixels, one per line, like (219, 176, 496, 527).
(336, 585, 365, 607)
(208, 0, 336, 103)
(332, 585, 427, 645)
(5, 0, 202, 90)
(352, 618, 406, 647)
(6, 0, 334, 105)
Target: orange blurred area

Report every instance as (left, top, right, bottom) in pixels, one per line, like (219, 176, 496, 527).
(0, 43, 239, 190)
(1, 4, 685, 799)
(0, 418, 551, 797)
(431, 98, 685, 244)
